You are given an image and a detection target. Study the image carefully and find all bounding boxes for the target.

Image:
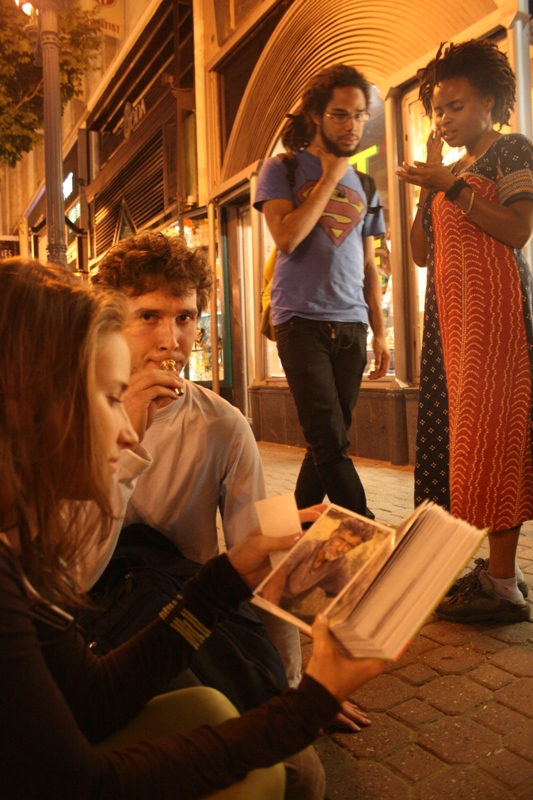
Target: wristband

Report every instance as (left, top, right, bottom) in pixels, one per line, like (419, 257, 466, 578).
(445, 178, 469, 201)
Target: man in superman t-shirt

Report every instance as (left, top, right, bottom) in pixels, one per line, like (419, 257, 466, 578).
(254, 63, 389, 518)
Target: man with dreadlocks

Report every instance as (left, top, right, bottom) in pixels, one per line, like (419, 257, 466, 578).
(254, 64, 390, 520)
(398, 38, 533, 624)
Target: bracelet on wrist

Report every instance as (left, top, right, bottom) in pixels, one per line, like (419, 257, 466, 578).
(460, 189, 475, 216)
(445, 178, 469, 201)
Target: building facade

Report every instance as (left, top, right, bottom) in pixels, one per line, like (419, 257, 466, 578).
(1, 0, 532, 463)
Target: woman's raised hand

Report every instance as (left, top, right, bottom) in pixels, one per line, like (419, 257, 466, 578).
(426, 128, 444, 164)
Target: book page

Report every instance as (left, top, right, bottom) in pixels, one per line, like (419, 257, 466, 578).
(254, 503, 395, 626)
(332, 504, 486, 658)
(255, 493, 302, 569)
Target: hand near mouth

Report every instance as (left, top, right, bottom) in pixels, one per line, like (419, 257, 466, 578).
(160, 358, 178, 372)
(426, 128, 444, 164)
(314, 146, 351, 184)
(123, 366, 184, 441)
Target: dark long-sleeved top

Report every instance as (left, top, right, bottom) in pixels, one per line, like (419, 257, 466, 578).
(0, 543, 340, 799)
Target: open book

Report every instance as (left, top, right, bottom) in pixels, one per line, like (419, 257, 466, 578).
(252, 496, 487, 660)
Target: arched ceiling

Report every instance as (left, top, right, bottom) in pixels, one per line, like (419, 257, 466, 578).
(220, 0, 503, 181)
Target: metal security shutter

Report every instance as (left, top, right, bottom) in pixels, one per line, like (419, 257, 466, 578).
(94, 131, 164, 257)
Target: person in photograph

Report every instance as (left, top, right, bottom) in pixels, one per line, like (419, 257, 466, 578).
(260, 517, 374, 611)
(397, 39, 533, 624)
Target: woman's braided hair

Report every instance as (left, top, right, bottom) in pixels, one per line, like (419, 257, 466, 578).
(418, 38, 516, 128)
(281, 63, 370, 152)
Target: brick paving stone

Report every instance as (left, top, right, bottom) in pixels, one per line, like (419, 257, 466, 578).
(338, 760, 411, 800)
(515, 785, 533, 800)
(422, 620, 477, 646)
(503, 719, 533, 761)
(480, 749, 533, 790)
(394, 662, 439, 685)
(417, 716, 500, 763)
(489, 645, 533, 677)
(314, 738, 409, 800)
(469, 633, 510, 654)
(472, 702, 529, 734)
(333, 712, 412, 758)
(385, 742, 442, 782)
(420, 644, 484, 674)
(388, 698, 443, 728)
(469, 664, 515, 690)
(414, 767, 514, 800)
(351, 673, 415, 712)
(495, 677, 533, 717)
(417, 675, 492, 715)
(313, 737, 365, 800)
(389, 634, 438, 668)
(488, 622, 533, 646)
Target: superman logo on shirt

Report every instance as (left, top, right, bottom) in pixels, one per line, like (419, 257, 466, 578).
(296, 181, 365, 246)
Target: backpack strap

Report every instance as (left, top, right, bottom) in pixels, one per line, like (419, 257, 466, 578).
(354, 169, 382, 215)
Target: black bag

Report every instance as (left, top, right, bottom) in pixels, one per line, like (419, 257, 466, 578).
(78, 524, 288, 713)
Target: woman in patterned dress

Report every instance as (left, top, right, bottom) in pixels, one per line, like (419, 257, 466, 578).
(397, 39, 533, 624)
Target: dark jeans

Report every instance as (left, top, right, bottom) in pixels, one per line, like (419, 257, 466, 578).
(275, 316, 369, 515)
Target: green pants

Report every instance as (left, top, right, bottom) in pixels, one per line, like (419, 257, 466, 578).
(96, 686, 286, 800)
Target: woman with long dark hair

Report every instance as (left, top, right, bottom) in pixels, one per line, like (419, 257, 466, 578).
(0, 257, 382, 799)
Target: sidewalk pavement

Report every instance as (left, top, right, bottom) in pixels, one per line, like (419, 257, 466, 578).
(257, 442, 533, 800)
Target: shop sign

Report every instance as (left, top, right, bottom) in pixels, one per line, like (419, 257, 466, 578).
(123, 99, 147, 140)
(85, 0, 124, 41)
(0, 237, 20, 258)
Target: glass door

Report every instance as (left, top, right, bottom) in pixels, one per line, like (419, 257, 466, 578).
(237, 204, 255, 418)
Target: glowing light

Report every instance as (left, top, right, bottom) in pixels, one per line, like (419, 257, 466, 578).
(63, 172, 73, 200)
(15, 0, 34, 15)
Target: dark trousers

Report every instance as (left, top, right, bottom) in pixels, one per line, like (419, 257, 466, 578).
(275, 316, 369, 515)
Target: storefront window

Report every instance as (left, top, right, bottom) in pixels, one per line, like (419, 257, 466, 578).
(351, 85, 393, 375)
(66, 201, 81, 246)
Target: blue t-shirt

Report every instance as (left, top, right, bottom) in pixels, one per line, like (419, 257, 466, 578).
(253, 150, 385, 326)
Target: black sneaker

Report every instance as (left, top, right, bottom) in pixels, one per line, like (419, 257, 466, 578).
(436, 570, 530, 624)
(447, 558, 528, 598)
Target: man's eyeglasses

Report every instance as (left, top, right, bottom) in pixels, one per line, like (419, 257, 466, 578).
(324, 111, 370, 125)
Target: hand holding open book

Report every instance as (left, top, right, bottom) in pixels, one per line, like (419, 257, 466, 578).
(253, 495, 488, 660)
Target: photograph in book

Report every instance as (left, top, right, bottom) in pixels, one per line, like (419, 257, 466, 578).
(254, 505, 397, 624)
(252, 497, 488, 660)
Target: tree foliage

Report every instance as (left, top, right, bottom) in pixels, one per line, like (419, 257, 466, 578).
(0, 0, 101, 167)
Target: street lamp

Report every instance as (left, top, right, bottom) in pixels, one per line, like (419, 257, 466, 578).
(15, 0, 67, 267)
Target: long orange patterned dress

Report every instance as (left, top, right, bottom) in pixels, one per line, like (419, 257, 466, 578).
(415, 134, 533, 531)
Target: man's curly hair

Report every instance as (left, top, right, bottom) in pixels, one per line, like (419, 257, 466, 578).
(418, 39, 516, 128)
(92, 231, 212, 313)
(281, 63, 370, 152)
(335, 517, 374, 542)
